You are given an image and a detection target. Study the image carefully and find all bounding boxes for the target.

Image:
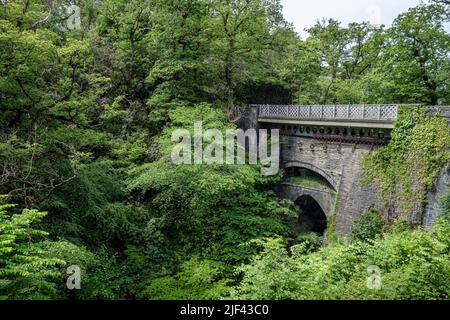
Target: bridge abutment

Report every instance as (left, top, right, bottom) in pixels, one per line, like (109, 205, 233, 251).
(280, 136, 383, 235)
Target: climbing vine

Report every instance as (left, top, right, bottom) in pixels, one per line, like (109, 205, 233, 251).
(361, 106, 450, 224)
(326, 189, 341, 242)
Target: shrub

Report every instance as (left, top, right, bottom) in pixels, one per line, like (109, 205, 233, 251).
(143, 257, 230, 300)
(295, 232, 323, 253)
(351, 211, 385, 242)
(235, 218, 450, 300)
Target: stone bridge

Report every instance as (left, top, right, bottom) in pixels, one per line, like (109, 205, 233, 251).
(279, 183, 336, 220)
(239, 104, 450, 236)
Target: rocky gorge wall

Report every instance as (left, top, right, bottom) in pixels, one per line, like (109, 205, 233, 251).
(424, 166, 450, 227)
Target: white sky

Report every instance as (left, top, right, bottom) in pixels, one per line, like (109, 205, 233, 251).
(280, 0, 449, 38)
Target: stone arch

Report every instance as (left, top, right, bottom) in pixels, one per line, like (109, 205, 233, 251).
(279, 184, 335, 218)
(283, 161, 339, 191)
(295, 195, 328, 235)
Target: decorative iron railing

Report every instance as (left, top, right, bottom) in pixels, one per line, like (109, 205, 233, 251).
(255, 104, 400, 122)
(252, 104, 450, 126)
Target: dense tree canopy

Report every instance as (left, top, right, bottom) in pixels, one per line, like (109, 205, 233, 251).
(0, 0, 449, 300)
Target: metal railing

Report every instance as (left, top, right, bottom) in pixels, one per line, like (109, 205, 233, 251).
(254, 104, 400, 122)
(253, 104, 450, 123)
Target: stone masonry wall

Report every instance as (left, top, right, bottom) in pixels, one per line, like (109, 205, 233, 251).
(423, 166, 450, 227)
(280, 136, 384, 235)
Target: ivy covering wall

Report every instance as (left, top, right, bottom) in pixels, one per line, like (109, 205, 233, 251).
(361, 106, 450, 224)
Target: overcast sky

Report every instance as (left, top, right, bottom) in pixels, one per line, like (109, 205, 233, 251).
(280, 0, 448, 38)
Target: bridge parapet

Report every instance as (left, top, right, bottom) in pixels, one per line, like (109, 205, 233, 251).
(253, 104, 450, 129)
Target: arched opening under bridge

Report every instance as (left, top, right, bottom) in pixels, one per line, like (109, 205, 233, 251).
(295, 195, 328, 235)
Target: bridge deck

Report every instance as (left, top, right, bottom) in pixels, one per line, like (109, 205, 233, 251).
(253, 104, 450, 129)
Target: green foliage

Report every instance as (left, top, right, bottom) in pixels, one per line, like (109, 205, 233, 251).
(77, 248, 129, 300)
(0, 0, 449, 301)
(295, 232, 323, 254)
(278, 5, 450, 105)
(439, 187, 450, 216)
(127, 105, 292, 264)
(235, 219, 450, 300)
(362, 106, 450, 223)
(377, 4, 450, 105)
(0, 202, 64, 299)
(144, 257, 230, 300)
(326, 189, 341, 242)
(234, 238, 299, 300)
(351, 211, 385, 242)
(40, 161, 131, 243)
(287, 176, 333, 191)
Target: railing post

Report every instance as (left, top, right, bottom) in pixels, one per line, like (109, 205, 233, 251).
(334, 105, 337, 118)
(309, 105, 312, 118)
(363, 104, 366, 119)
(321, 105, 324, 118)
(347, 105, 350, 118)
(378, 105, 382, 120)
